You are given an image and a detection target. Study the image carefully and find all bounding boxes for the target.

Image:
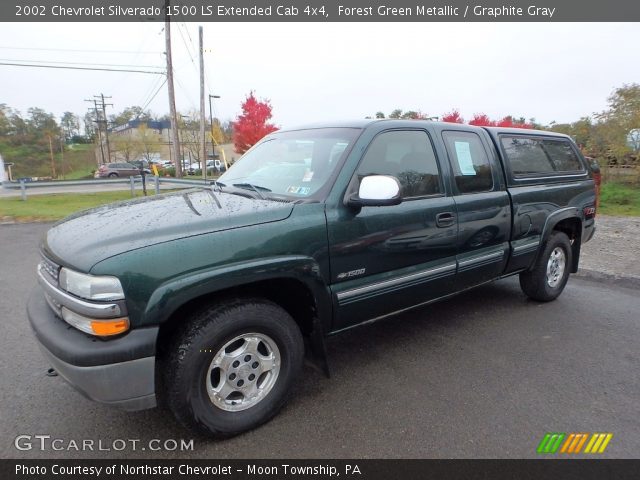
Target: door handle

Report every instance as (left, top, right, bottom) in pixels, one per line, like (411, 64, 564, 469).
(436, 212, 456, 228)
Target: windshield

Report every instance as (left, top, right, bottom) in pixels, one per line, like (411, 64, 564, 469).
(219, 128, 360, 199)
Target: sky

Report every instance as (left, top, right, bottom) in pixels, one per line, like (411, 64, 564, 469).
(0, 22, 637, 129)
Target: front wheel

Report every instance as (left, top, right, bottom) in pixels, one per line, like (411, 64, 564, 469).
(519, 231, 573, 302)
(164, 299, 304, 438)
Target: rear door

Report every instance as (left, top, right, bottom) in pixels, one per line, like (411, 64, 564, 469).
(441, 129, 511, 287)
(328, 128, 458, 330)
(122, 163, 139, 176)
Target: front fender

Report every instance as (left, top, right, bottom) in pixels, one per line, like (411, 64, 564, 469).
(143, 255, 331, 328)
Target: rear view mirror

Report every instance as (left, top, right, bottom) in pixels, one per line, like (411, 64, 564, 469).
(348, 175, 402, 207)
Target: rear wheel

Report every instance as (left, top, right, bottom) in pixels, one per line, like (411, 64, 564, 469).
(164, 299, 304, 437)
(519, 231, 572, 302)
(108, 172, 118, 178)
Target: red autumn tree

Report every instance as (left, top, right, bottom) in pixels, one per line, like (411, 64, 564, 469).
(467, 113, 533, 129)
(468, 113, 496, 127)
(495, 116, 533, 129)
(233, 91, 278, 154)
(441, 110, 465, 124)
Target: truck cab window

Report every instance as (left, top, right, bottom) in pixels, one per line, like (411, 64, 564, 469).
(442, 131, 494, 194)
(356, 130, 441, 198)
(500, 136, 584, 176)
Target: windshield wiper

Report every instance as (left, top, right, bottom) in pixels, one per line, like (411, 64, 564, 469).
(211, 180, 226, 192)
(232, 183, 271, 200)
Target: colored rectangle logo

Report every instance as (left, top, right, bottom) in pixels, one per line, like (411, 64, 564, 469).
(537, 433, 612, 454)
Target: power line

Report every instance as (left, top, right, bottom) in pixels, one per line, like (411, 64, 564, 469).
(137, 74, 165, 110)
(0, 46, 163, 55)
(0, 58, 164, 69)
(174, 74, 198, 111)
(181, 21, 198, 63)
(0, 62, 165, 75)
(140, 78, 168, 113)
(176, 22, 197, 69)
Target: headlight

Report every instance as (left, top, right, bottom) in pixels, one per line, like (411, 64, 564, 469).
(59, 268, 125, 301)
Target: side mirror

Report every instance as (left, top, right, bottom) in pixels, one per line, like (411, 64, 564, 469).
(348, 175, 402, 207)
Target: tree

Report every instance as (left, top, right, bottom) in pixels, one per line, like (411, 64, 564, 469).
(441, 110, 465, 123)
(83, 111, 97, 141)
(389, 109, 403, 119)
(401, 110, 425, 120)
(210, 118, 225, 145)
(179, 112, 202, 165)
(468, 114, 496, 126)
(375, 111, 385, 119)
(233, 91, 278, 154)
(549, 117, 593, 151)
(110, 106, 152, 127)
(138, 124, 162, 163)
(0, 104, 13, 137)
(112, 134, 141, 162)
(594, 83, 640, 160)
(27, 108, 59, 137)
(60, 112, 80, 142)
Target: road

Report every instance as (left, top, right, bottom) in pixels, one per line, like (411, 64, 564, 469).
(1, 223, 638, 459)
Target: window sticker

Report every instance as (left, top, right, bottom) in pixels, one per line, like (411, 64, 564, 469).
(286, 186, 311, 195)
(454, 141, 476, 176)
(302, 170, 314, 182)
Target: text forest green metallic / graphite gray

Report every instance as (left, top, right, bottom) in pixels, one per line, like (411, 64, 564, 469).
(27, 119, 597, 429)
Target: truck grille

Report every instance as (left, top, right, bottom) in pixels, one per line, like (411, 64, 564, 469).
(39, 254, 60, 284)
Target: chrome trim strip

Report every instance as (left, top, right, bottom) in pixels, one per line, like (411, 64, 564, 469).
(336, 262, 456, 303)
(457, 250, 504, 268)
(330, 278, 498, 336)
(513, 241, 540, 254)
(37, 265, 124, 319)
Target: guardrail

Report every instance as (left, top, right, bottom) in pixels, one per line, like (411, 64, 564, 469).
(2, 175, 215, 201)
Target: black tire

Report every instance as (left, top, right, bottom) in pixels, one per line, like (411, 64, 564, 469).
(108, 172, 118, 178)
(519, 231, 573, 302)
(164, 298, 304, 438)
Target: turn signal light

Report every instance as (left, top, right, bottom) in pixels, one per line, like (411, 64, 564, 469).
(90, 318, 130, 336)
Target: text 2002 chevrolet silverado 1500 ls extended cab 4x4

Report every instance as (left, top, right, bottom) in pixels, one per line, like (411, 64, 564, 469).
(28, 120, 597, 437)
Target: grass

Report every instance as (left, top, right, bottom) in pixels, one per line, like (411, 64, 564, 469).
(2, 142, 97, 179)
(599, 182, 640, 216)
(63, 168, 96, 180)
(0, 191, 146, 222)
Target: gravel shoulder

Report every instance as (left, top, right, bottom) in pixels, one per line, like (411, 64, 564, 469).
(577, 215, 640, 288)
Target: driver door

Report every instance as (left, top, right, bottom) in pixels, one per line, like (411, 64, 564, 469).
(327, 129, 458, 331)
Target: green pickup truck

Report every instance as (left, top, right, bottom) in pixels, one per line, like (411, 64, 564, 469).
(28, 120, 597, 437)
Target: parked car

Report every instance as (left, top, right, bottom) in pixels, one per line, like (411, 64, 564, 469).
(96, 162, 150, 178)
(131, 160, 152, 173)
(206, 159, 226, 173)
(29, 120, 597, 438)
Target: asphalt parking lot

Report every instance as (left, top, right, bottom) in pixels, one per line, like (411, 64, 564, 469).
(1, 223, 638, 459)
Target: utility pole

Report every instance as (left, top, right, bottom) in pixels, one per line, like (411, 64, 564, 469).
(47, 134, 56, 178)
(60, 138, 65, 180)
(199, 26, 206, 181)
(208, 94, 220, 169)
(85, 99, 105, 164)
(165, 2, 182, 178)
(95, 94, 113, 162)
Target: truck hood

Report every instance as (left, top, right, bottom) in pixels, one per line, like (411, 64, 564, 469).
(42, 189, 294, 272)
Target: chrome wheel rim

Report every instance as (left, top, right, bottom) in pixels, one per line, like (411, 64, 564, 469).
(546, 247, 566, 288)
(205, 333, 281, 412)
